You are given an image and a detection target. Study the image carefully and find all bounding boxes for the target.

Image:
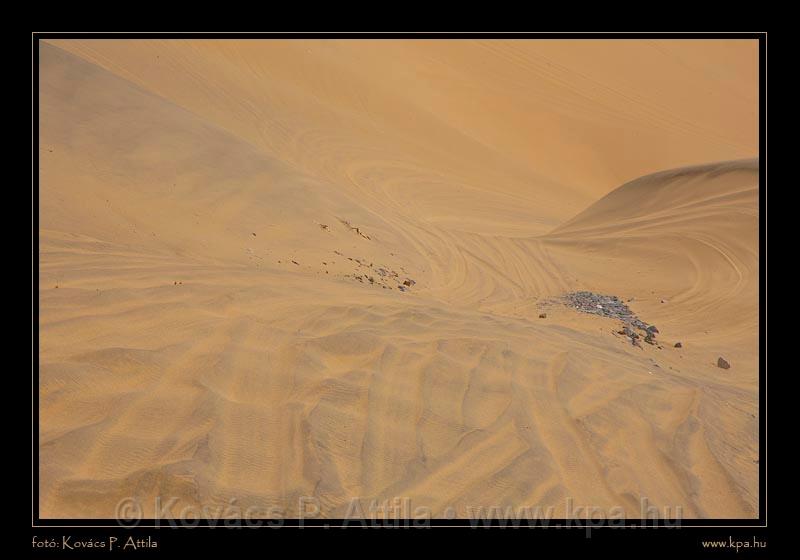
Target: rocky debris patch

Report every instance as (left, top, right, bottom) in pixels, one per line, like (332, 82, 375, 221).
(564, 291, 660, 348)
(563, 292, 729, 364)
(538, 313, 547, 319)
(339, 251, 416, 293)
(564, 291, 651, 329)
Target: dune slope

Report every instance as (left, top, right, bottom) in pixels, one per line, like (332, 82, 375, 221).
(38, 40, 759, 520)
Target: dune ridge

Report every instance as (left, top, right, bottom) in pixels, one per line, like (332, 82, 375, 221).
(38, 39, 759, 519)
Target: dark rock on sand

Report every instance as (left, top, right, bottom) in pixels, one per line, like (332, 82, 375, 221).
(674, 342, 682, 348)
(564, 291, 666, 347)
(621, 326, 639, 339)
(717, 357, 731, 369)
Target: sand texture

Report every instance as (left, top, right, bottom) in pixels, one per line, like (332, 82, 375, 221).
(38, 39, 759, 519)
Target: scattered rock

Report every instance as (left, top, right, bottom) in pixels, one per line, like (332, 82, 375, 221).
(674, 342, 682, 348)
(562, 291, 666, 347)
(539, 313, 547, 319)
(403, 279, 416, 287)
(337, 218, 371, 240)
(291, 260, 299, 266)
(661, 299, 667, 304)
(251, 232, 257, 236)
(620, 326, 639, 339)
(398, 285, 408, 292)
(717, 357, 731, 370)
(564, 291, 644, 325)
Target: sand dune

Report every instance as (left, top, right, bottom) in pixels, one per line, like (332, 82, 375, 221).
(38, 39, 759, 519)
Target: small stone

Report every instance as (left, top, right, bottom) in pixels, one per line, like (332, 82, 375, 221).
(674, 342, 682, 348)
(717, 357, 731, 369)
(661, 299, 667, 304)
(646, 325, 659, 334)
(626, 327, 640, 339)
(539, 313, 547, 319)
(403, 279, 416, 287)
(398, 285, 407, 292)
(251, 232, 257, 236)
(644, 334, 655, 345)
